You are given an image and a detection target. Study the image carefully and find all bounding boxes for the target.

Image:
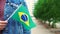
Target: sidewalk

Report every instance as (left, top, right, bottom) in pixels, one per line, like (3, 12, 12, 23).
(31, 17, 55, 34)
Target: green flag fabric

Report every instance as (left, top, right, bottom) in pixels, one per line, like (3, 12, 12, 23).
(12, 4, 36, 30)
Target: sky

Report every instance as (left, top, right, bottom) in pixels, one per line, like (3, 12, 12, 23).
(25, 0, 38, 12)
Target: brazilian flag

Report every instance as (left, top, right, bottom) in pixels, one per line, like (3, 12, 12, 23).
(12, 4, 36, 30)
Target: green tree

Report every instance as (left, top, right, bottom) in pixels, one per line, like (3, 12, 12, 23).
(34, 0, 60, 28)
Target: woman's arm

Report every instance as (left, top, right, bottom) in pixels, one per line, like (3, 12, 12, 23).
(0, 21, 7, 31)
(0, 21, 7, 34)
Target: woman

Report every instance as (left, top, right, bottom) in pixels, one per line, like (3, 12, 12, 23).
(0, 0, 30, 34)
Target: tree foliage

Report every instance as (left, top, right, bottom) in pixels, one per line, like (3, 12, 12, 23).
(34, 0, 60, 27)
(34, 0, 60, 22)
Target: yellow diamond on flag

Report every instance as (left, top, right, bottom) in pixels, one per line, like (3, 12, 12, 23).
(18, 12, 30, 26)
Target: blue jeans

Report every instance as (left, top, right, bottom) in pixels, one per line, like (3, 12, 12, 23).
(2, 0, 31, 34)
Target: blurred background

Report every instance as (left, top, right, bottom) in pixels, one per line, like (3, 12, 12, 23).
(25, 0, 60, 34)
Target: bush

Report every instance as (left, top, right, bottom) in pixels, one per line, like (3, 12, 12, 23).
(33, 0, 60, 28)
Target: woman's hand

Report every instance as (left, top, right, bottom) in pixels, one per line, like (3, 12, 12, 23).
(0, 21, 7, 31)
